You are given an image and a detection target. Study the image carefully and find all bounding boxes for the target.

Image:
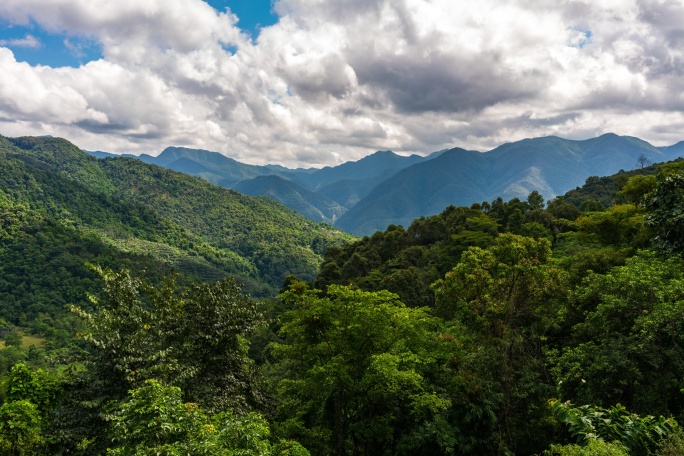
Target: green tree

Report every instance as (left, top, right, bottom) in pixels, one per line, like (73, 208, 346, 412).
(617, 174, 656, 205)
(69, 266, 266, 413)
(432, 234, 567, 454)
(57, 266, 268, 454)
(646, 172, 684, 254)
(2, 363, 60, 417)
(2, 331, 22, 348)
(0, 400, 42, 456)
(551, 252, 684, 417)
(575, 204, 649, 247)
(527, 190, 546, 210)
(272, 284, 448, 456)
(107, 379, 302, 456)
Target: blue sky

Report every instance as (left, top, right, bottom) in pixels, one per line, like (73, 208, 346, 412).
(0, 1, 683, 167)
(207, 0, 277, 38)
(0, 1, 276, 67)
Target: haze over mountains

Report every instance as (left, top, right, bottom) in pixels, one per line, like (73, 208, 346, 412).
(90, 133, 684, 235)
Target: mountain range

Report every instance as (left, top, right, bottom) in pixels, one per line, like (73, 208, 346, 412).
(89, 133, 684, 235)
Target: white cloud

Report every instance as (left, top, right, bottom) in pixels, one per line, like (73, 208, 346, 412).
(0, 34, 41, 48)
(0, 0, 684, 166)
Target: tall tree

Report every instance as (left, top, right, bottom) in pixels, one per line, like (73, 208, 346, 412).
(56, 266, 267, 454)
(272, 284, 448, 456)
(432, 234, 567, 454)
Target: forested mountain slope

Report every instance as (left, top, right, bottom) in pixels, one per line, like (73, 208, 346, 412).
(88, 134, 684, 236)
(5, 136, 684, 455)
(0, 135, 351, 300)
(235, 174, 346, 223)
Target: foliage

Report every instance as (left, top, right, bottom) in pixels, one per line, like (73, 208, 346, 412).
(561, 163, 659, 210)
(0, 134, 352, 303)
(545, 439, 627, 456)
(432, 234, 567, 454)
(69, 265, 267, 414)
(646, 172, 684, 255)
(5, 133, 684, 455)
(574, 204, 650, 247)
(2, 363, 61, 416)
(0, 400, 43, 456)
(107, 379, 298, 456)
(656, 428, 684, 456)
(272, 284, 448, 455)
(548, 399, 676, 455)
(315, 198, 557, 308)
(551, 252, 684, 416)
(617, 174, 656, 205)
(3, 332, 22, 348)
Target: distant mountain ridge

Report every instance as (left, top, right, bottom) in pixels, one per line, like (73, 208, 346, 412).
(87, 133, 684, 235)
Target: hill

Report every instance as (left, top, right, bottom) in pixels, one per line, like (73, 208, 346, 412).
(235, 175, 346, 223)
(87, 134, 684, 236)
(0, 135, 352, 317)
(336, 134, 669, 234)
(335, 147, 487, 234)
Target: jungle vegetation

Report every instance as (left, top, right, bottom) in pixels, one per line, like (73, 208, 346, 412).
(2, 135, 684, 455)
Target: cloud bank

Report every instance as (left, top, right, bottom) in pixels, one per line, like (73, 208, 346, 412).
(0, 0, 683, 166)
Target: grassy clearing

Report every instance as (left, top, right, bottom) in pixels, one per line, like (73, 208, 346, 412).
(0, 332, 46, 349)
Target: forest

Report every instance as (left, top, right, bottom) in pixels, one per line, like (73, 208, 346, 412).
(2, 135, 684, 455)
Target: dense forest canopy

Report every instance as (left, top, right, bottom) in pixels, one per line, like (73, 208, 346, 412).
(2, 135, 684, 455)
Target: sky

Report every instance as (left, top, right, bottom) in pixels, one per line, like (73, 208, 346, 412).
(0, 1, 684, 167)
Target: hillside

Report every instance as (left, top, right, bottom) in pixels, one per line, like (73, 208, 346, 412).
(337, 134, 671, 234)
(5, 136, 684, 456)
(335, 147, 487, 234)
(0, 135, 352, 302)
(89, 147, 433, 225)
(235, 175, 346, 223)
(88, 133, 684, 236)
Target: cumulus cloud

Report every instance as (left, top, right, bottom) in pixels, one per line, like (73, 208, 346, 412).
(0, 0, 684, 166)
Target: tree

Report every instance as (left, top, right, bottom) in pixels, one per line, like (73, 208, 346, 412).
(272, 284, 448, 456)
(107, 379, 305, 456)
(2, 363, 60, 417)
(575, 204, 649, 247)
(432, 234, 567, 454)
(0, 363, 61, 456)
(636, 153, 652, 169)
(527, 190, 546, 210)
(2, 331, 22, 348)
(617, 174, 656, 205)
(646, 172, 684, 254)
(69, 266, 266, 413)
(0, 400, 42, 456)
(551, 252, 684, 417)
(58, 266, 268, 453)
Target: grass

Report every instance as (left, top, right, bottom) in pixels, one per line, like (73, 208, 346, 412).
(0, 331, 46, 349)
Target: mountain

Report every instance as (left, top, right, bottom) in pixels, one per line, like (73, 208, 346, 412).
(92, 146, 315, 188)
(0, 135, 352, 302)
(85, 134, 684, 237)
(335, 148, 487, 234)
(235, 175, 346, 223)
(336, 134, 669, 235)
(87, 147, 431, 224)
(659, 140, 684, 159)
(151, 146, 300, 187)
(297, 150, 430, 190)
